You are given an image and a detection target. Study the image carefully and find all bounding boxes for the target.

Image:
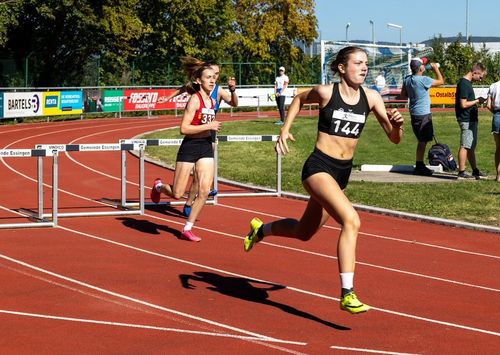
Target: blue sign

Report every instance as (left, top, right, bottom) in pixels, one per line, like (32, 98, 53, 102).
(0, 92, 3, 118)
(60, 91, 83, 111)
(45, 95, 58, 108)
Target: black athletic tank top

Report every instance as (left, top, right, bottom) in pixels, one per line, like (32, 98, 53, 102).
(318, 83, 370, 139)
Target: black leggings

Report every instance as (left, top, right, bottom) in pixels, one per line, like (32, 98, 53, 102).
(276, 95, 286, 121)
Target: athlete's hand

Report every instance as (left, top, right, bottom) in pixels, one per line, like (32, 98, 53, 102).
(227, 76, 236, 91)
(276, 130, 295, 155)
(387, 108, 403, 128)
(211, 120, 222, 132)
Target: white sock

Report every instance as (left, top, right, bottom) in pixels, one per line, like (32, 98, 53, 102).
(183, 222, 193, 231)
(339, 272, 354, 290)
(263, 223, 272, 236)
(155, 182, 163, 192)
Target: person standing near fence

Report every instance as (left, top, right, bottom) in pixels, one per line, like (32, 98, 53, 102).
(486, 68, 500, 182)
(400, 57, 444, 176)
(242, 46, 404, 314)
(454, 63, 487, 179)
(374, 70, 386, 92)
(274, 66, 289, 125)
(150, 62, 221, 242)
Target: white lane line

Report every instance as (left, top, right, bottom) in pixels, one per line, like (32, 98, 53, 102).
(0, 251, 306, 347)
(0, 309, 305, 345)
(53, 224, 500, 338)
(143, 214, 500, 293)
(1, 131, 498, 295)
(3, 121, 497, 263)
(330, 345, 419, 354)
(219, 204, 500, 260)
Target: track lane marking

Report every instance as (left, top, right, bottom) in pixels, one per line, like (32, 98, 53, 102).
(49, 224, 500, 338)
(0, 251, 307, 347)
(0, 309, 306, 346)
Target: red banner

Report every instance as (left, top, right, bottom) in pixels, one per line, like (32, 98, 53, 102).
(122, 89, 189, 111)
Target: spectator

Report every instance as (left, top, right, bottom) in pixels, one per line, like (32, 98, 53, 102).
(274, 66, 289, 125)
(486, 68, 500, 182)
(400, 57, 444, 176)
(454, 63, 487, 179)
(374, 70, 386, 92)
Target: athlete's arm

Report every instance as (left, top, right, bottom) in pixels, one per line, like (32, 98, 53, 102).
(276, 87, 322, 155)
(180, 95, 220, 135)
(366, 88, 404, 144)
(218, 77, 238, 107)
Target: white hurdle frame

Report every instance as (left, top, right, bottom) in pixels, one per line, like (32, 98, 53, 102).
(119, 138, 212, 209)
(213, 135, 281, 203)
(32, 142, 145, 220)
(120, 135, 281, 208)
(0, 148, 57, 229)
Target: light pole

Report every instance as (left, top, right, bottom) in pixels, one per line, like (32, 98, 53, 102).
(25, 51, 34, 87)
(370, 20, 375, 65)
(345, 22, 350, 43)
(387, 23, 403, 60)
(465, 0, 469, 41)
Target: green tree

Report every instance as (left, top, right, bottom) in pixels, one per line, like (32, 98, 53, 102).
(232, 0, 317, 83)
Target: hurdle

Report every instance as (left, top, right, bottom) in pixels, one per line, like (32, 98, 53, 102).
(213, 135, 281, 201)
(118, 138, 211, 209)
(120, 135, 280, 208)
(31, 142, 145, 220)
(0, 148, 58, 229)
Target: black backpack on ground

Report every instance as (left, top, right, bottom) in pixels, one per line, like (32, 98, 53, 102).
(428, 137, 457, 172)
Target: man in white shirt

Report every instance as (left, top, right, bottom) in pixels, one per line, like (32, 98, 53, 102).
(374, 70, 386, 92)
(486, 68, 500, 181)
(274, 66, 289, 125)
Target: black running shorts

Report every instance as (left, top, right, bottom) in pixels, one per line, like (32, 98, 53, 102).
(301, 148, 353, 190)
(176, 136, 214, 163)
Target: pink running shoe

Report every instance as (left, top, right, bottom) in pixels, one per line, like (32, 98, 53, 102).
(181, 230, 201, 242)
(150, 178, 162, 203)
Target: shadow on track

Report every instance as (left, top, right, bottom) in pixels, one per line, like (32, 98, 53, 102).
(117, 217, 182, 238)
(179, 271, 350, 331)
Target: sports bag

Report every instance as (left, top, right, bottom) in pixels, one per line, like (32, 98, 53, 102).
(428, 140, 457, 172)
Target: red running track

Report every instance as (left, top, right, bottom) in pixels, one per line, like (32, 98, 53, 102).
(0, 116, 498, 354)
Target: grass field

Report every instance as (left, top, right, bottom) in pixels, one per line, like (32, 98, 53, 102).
(143, 110, 500, 227)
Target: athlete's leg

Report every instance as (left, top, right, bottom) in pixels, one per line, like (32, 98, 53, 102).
(186, 158, 214, 224)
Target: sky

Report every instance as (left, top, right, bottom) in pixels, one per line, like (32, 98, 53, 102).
(314, 0, 500, 44)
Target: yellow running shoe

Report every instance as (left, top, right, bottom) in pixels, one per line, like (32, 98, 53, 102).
(243, 218, 263, 252)
(340, 292, 370, 314)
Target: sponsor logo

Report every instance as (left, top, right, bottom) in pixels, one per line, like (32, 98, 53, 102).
(45, 96, 58, 108)
(128, 92, 158, 104)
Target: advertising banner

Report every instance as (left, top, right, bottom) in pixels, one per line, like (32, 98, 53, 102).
(0, 92, 3, 119)
(429, 87, 456, 105)
(42, 91, 83, 115)
(122, 89, 181, 111)
(429, 87, 489, 105)
(102, 89, 124, 112)
(3, 92, 43, 118)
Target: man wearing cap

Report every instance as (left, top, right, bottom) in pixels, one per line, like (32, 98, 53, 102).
(400, 57, 444, 176)
(274, 66, 289, 125)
